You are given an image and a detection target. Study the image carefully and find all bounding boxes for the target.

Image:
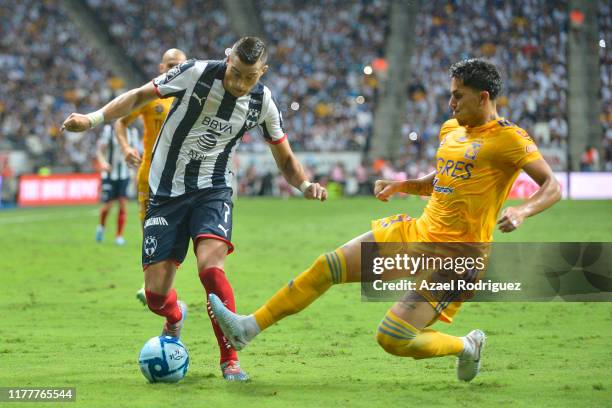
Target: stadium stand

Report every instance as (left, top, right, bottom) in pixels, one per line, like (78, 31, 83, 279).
(0, 0, 113, 172)
(399, 0, 570, 175)
(1, 0, 609, 201)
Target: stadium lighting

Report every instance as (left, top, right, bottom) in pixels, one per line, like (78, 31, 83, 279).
(363, 65, 373, 75)
(290, 102, 300, 111)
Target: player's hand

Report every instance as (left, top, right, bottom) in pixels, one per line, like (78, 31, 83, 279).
(99, 162, 112, 172)
(303, 183, 327, 201)
(123, 147, 142, 168)
(497, 206, 525, 233)
(61, 113, 91, 133)
(374, 179, 402, 202)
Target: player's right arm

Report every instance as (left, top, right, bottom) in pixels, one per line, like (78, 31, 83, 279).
(374, 171, 436, 202)
(115, 111, 142, 168)
(62, 59, 197, 133)
(61, 82, 158, 133)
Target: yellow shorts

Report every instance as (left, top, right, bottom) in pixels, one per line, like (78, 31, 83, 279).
(137, 164, 150, 223)
(371, 213, 462, 324)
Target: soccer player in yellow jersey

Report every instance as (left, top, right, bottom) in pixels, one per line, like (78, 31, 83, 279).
(209, 58, 562, 382)
(115, 48, 187, 224)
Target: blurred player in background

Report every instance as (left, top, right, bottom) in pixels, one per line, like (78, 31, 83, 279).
(210, 58, 562, 382)
(95, 124, 138, 245)
(113, 48, 187, 305)
(62, 37, 327, 382)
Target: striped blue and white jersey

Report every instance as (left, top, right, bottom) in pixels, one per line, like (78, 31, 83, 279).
(149, 59, 286, 198)
(98, 124, 138, 181)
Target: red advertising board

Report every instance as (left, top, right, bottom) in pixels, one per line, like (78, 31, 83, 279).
(18, 174, 101, 206)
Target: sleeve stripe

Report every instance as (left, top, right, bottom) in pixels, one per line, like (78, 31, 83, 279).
(266, 134, 288, 145)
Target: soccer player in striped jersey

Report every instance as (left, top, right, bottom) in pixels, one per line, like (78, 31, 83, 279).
(208, 59, 562, 382)
(95, 124, 138, 245)
(112, 49, 187, 306)
(62, 37, 327, 382)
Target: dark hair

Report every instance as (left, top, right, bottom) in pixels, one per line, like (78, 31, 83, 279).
(232, 37, 267, 65)
(449, 58, 502, 99)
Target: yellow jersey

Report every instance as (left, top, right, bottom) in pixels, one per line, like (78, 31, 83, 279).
(124, 98, 173, 167)
(417, 118, 542, 242)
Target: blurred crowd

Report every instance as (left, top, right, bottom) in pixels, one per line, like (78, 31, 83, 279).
(0, 0, 112, 173)
(86, 0, 235, 79)
(397, 0, 571, 175)
(240, 0, 388, 153)
(1, 0, 610, 201)
(598, 0, 612, 171)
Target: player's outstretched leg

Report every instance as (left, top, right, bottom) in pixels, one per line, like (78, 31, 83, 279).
(208, 293, 260, 351)
(209, 229, 374, 350)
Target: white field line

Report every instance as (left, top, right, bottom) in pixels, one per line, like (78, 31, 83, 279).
(0, 209, 98, 225)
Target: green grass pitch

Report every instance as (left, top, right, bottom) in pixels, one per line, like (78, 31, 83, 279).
(1, 197, 611, 407)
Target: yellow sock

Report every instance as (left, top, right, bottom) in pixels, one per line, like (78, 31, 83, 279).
(254, 249, 346, 330)
(376, 310, 464, 359)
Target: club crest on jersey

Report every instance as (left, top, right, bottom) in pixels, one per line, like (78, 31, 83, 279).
(154, 104, 164, 113)
(464, 142, 483, 161)
(144, 236, 157, 257)
(245, 108, 259, 129)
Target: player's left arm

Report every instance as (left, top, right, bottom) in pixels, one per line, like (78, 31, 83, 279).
(497, 158, 561, 233)
(269, 140, 327, 201)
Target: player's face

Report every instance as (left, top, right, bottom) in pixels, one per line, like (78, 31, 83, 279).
(449, 78, 485, 127)
(159, 55, 186, 74)
(224, 54, 268, 97)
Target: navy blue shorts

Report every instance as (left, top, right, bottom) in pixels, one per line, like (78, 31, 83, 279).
(101, 178, 129, 202)
(142, 187, 234, 267)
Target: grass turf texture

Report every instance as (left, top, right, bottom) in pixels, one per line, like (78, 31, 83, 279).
(1, 198, 611, 407)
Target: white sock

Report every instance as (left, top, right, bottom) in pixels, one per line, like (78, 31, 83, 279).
(243, 315, 261, 341)
(459, 336, 474, 358)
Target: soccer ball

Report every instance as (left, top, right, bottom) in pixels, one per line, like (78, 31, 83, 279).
(138, 336, 189, 383)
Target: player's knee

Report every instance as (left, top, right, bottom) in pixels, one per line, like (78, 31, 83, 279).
(308, 250, 345, 286)
(297, 254, 337, 291)
(375, 311, 420, 358)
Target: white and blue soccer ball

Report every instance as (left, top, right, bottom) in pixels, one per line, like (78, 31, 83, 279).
(138, 336, 189, 383)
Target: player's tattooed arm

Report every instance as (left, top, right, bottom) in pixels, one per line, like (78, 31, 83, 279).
(375, 171, 435, 201)
(61, 82, 158, 132)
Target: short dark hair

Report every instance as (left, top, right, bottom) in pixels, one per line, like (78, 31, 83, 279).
(232, 37, 267, 65)
(449, 58, 502, 100)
